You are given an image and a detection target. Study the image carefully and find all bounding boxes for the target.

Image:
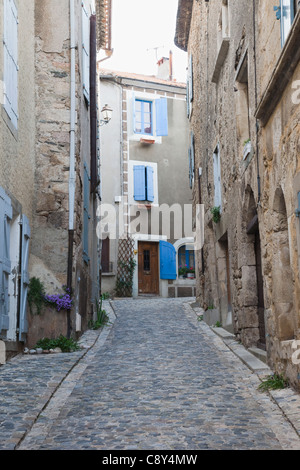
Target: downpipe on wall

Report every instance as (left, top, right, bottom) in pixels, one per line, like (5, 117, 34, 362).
(67, 0, 76, 338)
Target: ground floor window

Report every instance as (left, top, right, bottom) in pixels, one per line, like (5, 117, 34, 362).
(178, 245, 195, 277)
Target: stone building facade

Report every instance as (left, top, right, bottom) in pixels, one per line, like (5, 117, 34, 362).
(0, 0, 112, 359)
(99, 66, 196, 299)
(175, 0, 300, 389)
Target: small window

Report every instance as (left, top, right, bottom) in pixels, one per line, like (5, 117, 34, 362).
(178, 245, 195, 276)
(143, 250, 150, 271)
(276, 0, 298, 46)
(135, 100, 152, 135)
(132, 96, 168, 138)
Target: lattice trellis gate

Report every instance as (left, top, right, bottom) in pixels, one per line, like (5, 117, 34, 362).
(116, 237, 136, 297)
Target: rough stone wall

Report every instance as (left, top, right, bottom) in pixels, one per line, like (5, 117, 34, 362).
(255, 4, 300, 387)
(187, 0, 300, 389)
(0, 0, 36, 219)
(29, 0, 97, 343)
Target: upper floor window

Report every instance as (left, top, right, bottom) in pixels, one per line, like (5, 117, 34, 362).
(130, 92, 168, 142)
(275, 0, 299, 46)
(135, 100, 152, 135)
(3, 0, 18, 129)
(82, 0, 90, 104)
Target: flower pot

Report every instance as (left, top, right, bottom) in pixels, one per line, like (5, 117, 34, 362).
(187, 273, 194, 279)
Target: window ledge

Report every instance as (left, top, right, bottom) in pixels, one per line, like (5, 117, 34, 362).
(255, 10, 300, 126)
(140, 138, 155, 144)
(212, 37, 230, 84)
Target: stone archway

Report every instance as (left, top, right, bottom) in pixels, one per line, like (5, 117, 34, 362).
(272, 187, 295, 341)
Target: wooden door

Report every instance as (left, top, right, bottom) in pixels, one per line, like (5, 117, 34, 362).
(138, 242, 159, 295)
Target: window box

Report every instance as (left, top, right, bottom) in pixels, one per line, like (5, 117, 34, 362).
(140, 138, 155, 145)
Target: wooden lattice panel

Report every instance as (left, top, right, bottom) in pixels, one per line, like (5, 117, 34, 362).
(116, 237, 135, 297)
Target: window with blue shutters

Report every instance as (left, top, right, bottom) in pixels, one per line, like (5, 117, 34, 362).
(133, 97, 168, 138)
(83, 164, 90, 264)
(134, 100, 152, 135)
(3, 0, 18, 129)
(159, 241, 177, 280)
(133, 165, 154, 202)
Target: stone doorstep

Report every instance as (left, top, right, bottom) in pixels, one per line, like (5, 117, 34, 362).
(209, 326, 271, 373)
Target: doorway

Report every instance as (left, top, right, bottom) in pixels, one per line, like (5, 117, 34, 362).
(138, 242, 159, 295)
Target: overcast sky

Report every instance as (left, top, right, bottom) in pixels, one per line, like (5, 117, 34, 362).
(100, 0, 188, 82)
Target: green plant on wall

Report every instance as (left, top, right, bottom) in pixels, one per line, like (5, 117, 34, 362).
(28, 277, 46, 315)
(88, 295, 109, 330)
(211, 206, 221, 223)
(28, 277, 73, 315)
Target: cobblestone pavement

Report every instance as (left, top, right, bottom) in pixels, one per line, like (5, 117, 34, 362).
(1, 298, 300, 450)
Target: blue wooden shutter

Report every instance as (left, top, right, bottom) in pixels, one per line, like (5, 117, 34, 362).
(83, 164, 90, 263)
(3, 0, 18, 129)
(82, 0, 90, 103)
(19, 214, 31, 340)
(156, 98, 168, 136)
(134, 165, 146, 201)
(159, 241, 177, 280)
(0, 188, 12, 334)
(146, 166, 154, 202)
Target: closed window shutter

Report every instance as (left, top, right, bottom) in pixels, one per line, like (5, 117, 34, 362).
(146, 166, 154, 202)
(133, 165, 146, 201)
(3, 0, 18, 128)
(159, 241, 177, 280)
(19, 215, 31, 340)
(0, 188, 12, 334)
(155, 98, 168, 136)
(82, 0, 90, 103)
(83, 164, 90, 263)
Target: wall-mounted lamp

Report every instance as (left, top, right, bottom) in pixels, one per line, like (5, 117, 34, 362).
(100, 104, 113, 126)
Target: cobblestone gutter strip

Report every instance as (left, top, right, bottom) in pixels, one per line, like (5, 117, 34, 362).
(0, 301, 116, 451)
(187, 302, 300, 442)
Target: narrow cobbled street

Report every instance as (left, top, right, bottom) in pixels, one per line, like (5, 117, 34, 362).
(1, 298, 300, 451)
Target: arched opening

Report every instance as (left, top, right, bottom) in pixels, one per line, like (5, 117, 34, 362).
(272, 187, 295, 341)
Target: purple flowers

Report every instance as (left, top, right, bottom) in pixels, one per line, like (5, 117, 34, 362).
(44, 288, 72, 311)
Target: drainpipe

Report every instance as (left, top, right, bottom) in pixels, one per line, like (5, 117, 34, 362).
(67, 0, 76, 338)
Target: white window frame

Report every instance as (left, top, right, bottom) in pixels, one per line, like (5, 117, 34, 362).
(128, 91, 162, 144)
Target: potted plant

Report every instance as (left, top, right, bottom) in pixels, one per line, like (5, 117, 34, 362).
(179, 265, 188, 278)
(186, 268, 195, 279)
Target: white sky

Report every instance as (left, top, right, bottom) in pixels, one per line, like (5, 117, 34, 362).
(100, 0, 188, 83)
